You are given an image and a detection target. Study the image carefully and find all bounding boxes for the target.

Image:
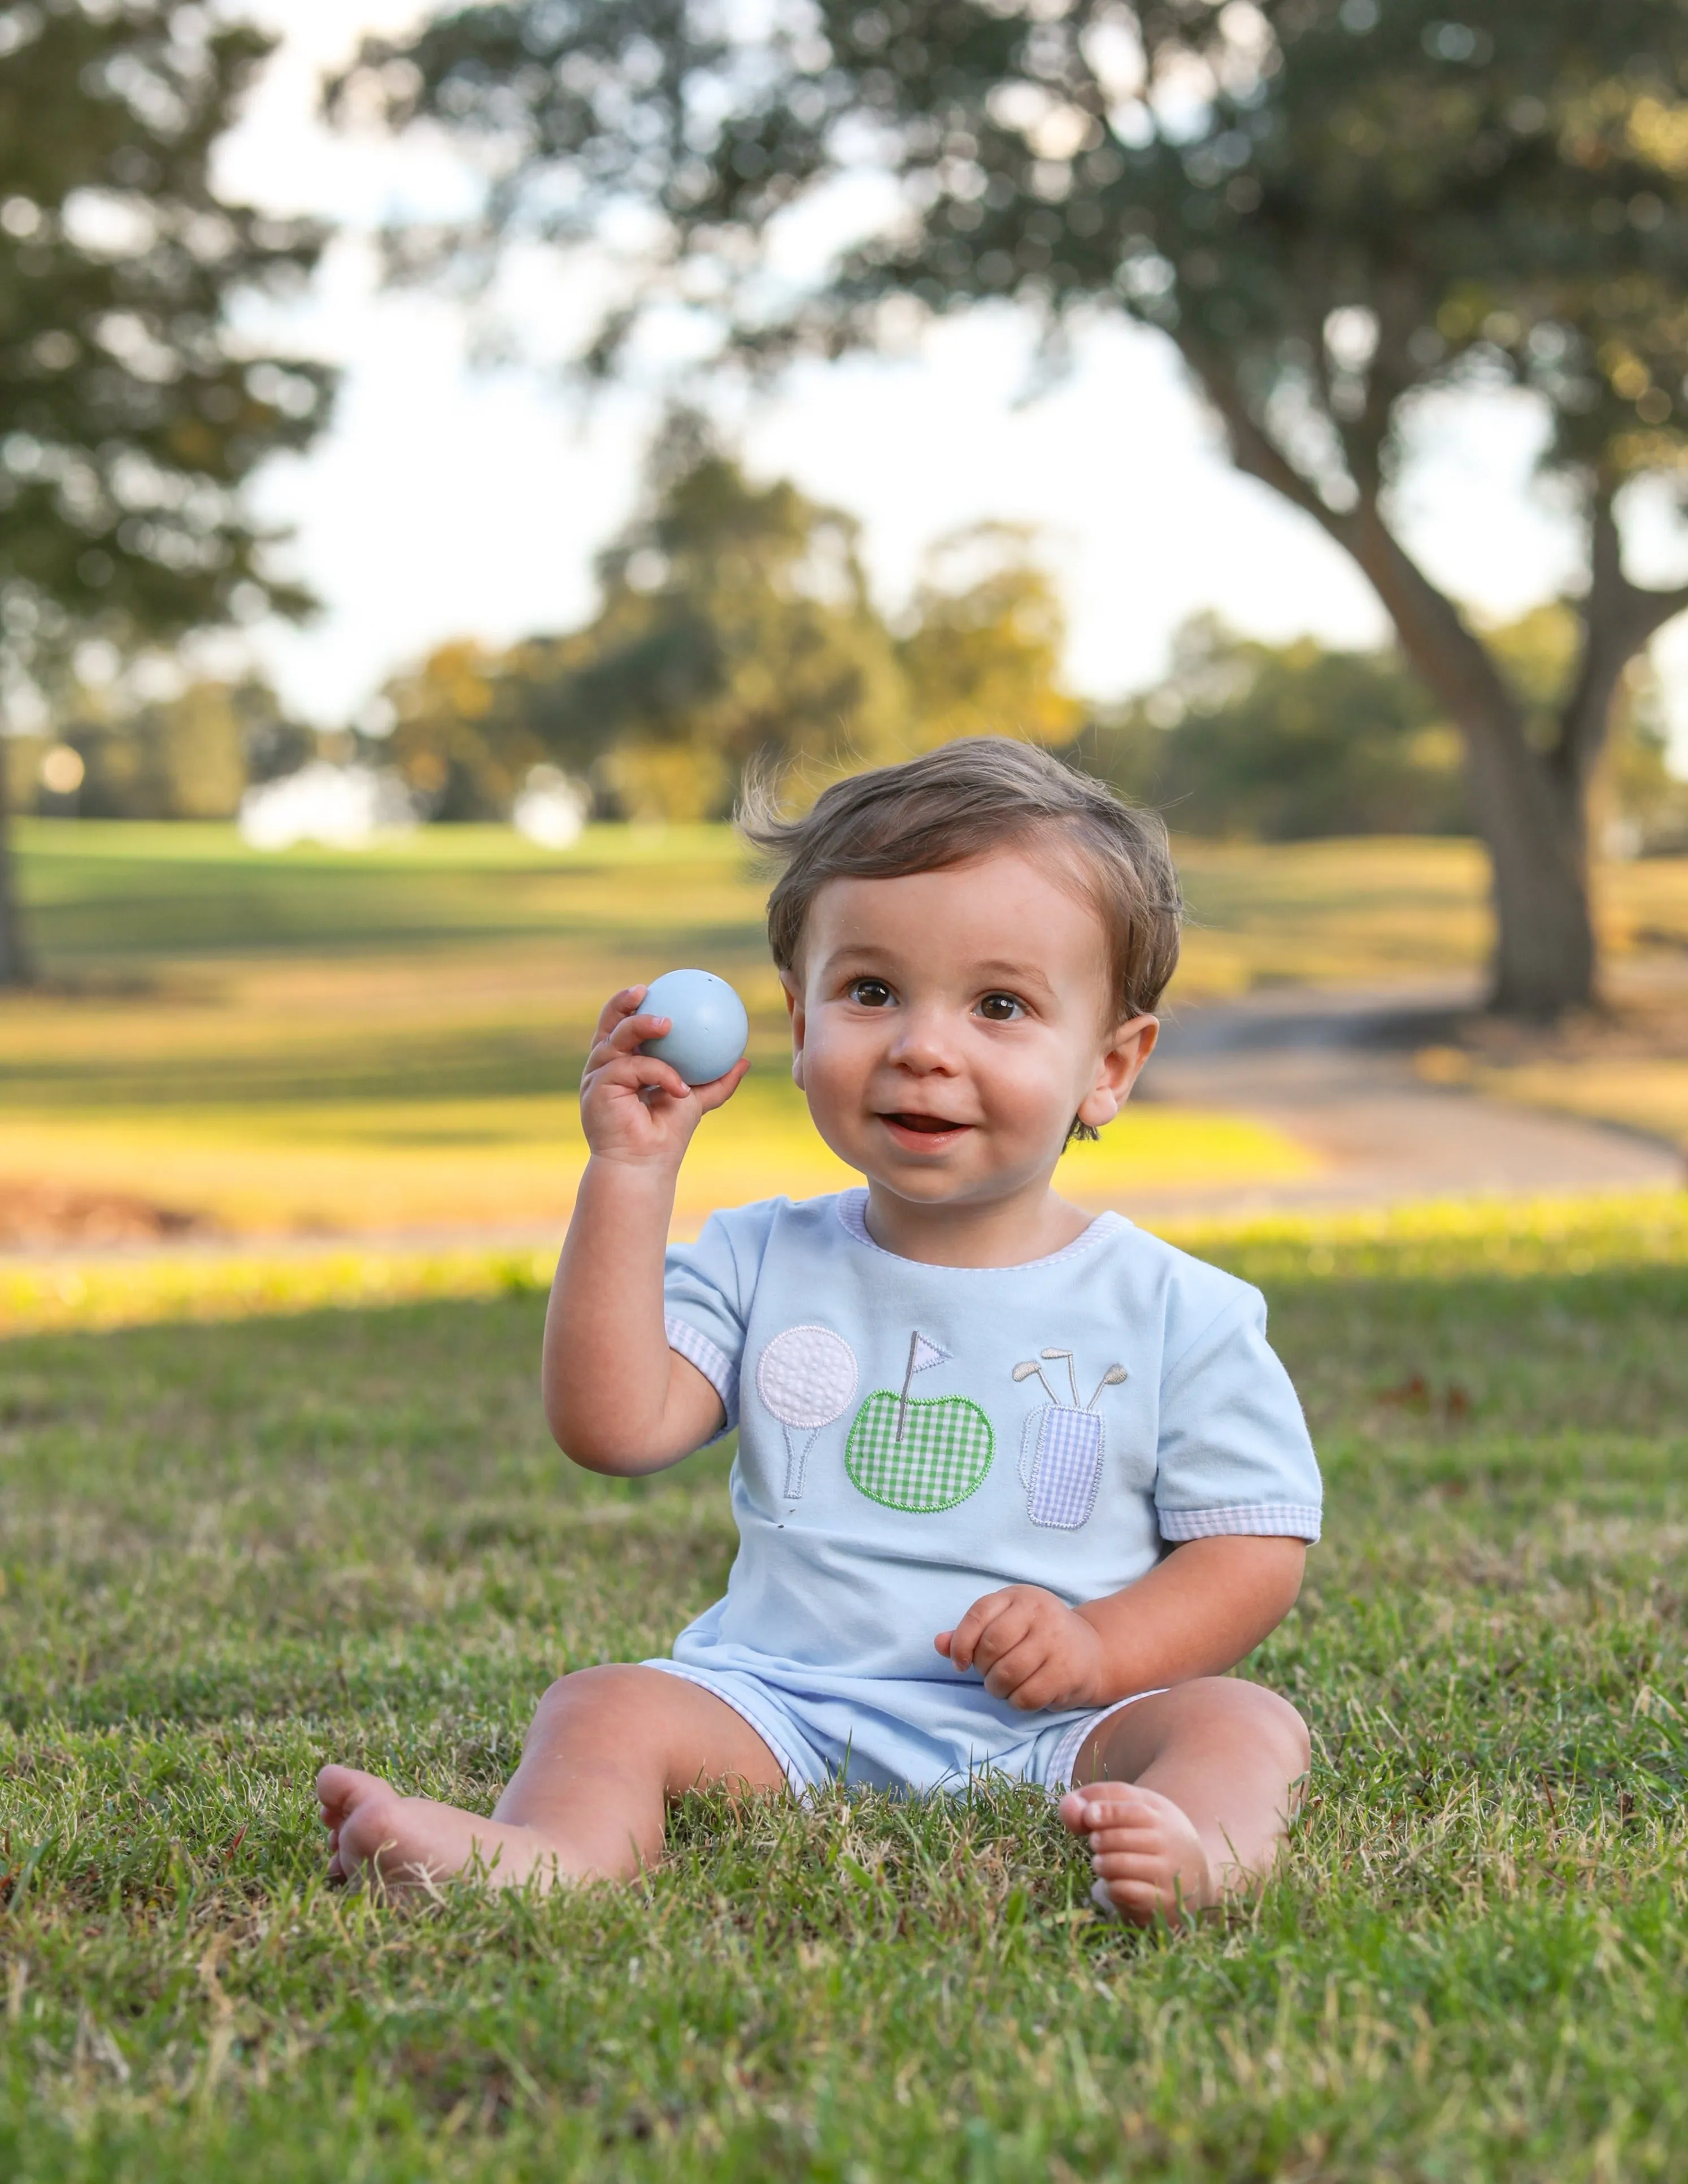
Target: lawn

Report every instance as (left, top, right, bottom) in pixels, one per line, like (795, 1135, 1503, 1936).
(3, 1198, 1686, 2179)
(1, 820, 1332, 1235)
(7, 823, 1688, 1234)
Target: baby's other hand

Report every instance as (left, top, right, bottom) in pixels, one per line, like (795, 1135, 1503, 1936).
(936, 1585, 1106, 1712)
(580, 986, 749, 1167)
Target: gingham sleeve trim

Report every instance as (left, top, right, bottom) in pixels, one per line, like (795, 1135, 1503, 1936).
(1157, 1502, 1322, 1544)
(665, 1314, 739, 1435)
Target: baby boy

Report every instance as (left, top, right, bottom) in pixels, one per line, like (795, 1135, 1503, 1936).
(319, 739, 1320, 1924)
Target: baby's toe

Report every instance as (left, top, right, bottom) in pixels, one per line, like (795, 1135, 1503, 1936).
(1068, 1788, 1150, 1836)
(1086, 1818, 1161, 1850)
(317, 1762, 390, 1814)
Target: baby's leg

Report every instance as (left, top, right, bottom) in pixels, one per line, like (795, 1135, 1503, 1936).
(1056, 1678, 1309, 1927)
(318, 1664, 786, 1896)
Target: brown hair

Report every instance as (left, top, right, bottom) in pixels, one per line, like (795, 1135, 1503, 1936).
(739, 737, 1182, 1026)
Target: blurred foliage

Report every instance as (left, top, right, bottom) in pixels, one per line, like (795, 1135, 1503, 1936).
(6, 676, 312, 822)
(66, 676, 294, 821)
(0, 0, 334, 975)
(382, 423, 1082, 821)
(382, 637, 549, 823)
(1088, 614, 1464, 841)
(899, 522, 1084, 750)
(343, 0, 1688, 1011)
(0, 0, 332, 675)
(377, 416, 1688, 839)
(1089, 606, 1687, 847)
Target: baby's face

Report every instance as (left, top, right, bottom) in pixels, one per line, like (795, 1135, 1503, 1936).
(784, 846, 1157, 1213)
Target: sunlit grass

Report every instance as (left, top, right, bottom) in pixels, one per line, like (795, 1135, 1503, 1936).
(6, 1188, 1682, 1340)
(0, 1089, 1312, 1240)
(6, 822, 1688, 1240)
(3, 1197, 1686, 2176)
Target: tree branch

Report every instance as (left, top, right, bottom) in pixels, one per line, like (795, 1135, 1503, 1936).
(1560, 493, 1688, 787)
(1180, 342, 1354, 546)
(1183, 336, 1539, 780)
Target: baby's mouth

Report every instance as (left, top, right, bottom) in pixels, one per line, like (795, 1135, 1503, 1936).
(880, 1111, 972, 1138)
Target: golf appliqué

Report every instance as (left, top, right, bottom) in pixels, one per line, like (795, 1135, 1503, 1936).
(845, 1331, 995, 1513)
(1013, 1348, 1128, 1531)
(755, 1325, 858, 1499)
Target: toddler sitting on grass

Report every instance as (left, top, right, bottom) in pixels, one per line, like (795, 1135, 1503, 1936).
(319, 739, 1320, 1925)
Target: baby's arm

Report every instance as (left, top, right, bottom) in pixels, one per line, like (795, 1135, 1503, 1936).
(544, 985, 749, 1473)
(936, 1535, 1305, 1711)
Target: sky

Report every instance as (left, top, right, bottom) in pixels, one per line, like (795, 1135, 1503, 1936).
(216, 2, 1688, 756)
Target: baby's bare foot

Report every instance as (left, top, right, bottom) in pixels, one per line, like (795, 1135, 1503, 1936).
(316, 1764, 561, 1896)
(1058, 1782, 1218, 1929)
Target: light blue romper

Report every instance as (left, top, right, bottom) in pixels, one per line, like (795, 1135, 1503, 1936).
(650, 1189, 1321, 1796)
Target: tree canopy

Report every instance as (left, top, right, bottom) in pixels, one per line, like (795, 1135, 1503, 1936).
(1086, 604, 1682, 847)
(383, 425, 1082, 820)
(0, 0, 333, 976)
(343, 0, 1688, 1014)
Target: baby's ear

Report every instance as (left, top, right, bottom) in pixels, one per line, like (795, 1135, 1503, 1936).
(1085, 1013, 1158, 1123)
(781, 969, 807, 1087)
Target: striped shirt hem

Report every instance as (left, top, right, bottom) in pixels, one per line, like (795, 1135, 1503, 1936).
(665, 1315, 739, 1435)
(1157, 1502, 1322, 1544)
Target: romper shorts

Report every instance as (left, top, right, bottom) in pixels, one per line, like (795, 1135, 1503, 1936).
(644, 1656, 1165, 1797)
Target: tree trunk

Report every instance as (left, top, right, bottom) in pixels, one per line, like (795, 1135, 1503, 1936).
(0, 742, 31, 989)
(1342, 510, 1597, 1017)
(1459, 716, 1594, 1018)
(1190, 362, 1607, 1018)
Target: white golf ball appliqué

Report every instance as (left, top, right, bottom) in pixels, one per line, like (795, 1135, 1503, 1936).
(638, 967, 750, 1087)
(756, 1325, 858, 1430)
(756, 1325, 859, 1501)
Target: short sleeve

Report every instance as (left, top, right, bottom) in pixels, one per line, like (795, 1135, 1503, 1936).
(1154, 1287, 1322, 1544)
(662, 1200, 781, 1437)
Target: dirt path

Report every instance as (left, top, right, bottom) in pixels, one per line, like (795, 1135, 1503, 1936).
(1130, 977, 1685, 1214)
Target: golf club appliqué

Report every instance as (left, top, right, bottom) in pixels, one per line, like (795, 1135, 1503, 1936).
(1014, 1349, 1128, 1531)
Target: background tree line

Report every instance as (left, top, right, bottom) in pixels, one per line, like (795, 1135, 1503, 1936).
(342, 0, 1688, 1016)
(8, 3, 1688, 1010)
(376, 430, 1686, 850)
(15, 424, 1685, 851)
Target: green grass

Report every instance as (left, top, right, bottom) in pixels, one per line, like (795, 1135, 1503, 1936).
(8, 822, 1688, 1234)
(0, 822, 1332, 1232)
(3, 1204, 1686, 2178)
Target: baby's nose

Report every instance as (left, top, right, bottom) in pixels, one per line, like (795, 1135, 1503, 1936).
(887, 1008, 960, 1069)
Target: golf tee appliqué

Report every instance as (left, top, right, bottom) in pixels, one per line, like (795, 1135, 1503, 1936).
(754, 1325, 858, 1500)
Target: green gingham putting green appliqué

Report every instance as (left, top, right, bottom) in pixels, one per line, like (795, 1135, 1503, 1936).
(845, 1391, 994, 1513)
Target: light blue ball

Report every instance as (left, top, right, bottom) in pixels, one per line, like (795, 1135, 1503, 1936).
(639, 967, 750, 1087)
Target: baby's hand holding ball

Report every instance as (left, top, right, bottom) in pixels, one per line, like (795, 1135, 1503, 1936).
(637, 968, 750, 1087)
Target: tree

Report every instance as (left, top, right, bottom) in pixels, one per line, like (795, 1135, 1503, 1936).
(383, 637, 547, 819)
(1089, 612, 1466, 838)
(379, 427, 1084, 820)
(559, 419, 911, 819)
(56, 673, 277, 819)
(0, 1, 333, 980)
(342, 0, 1688, 1016)
(899, 523, 1085, 748)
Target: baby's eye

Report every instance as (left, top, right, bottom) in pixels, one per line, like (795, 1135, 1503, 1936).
(977, 992, 1025, 1023)
(849, 978, 895, 1008)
